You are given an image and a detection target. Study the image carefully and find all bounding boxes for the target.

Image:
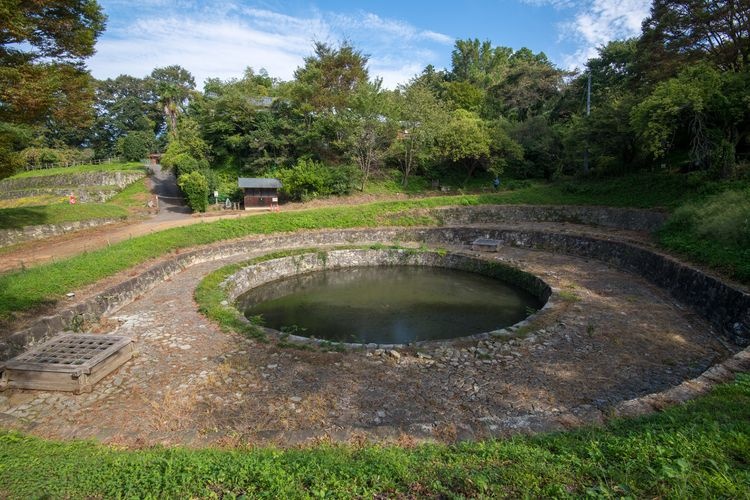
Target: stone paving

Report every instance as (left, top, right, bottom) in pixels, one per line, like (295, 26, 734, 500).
(0, 236, 736, 447)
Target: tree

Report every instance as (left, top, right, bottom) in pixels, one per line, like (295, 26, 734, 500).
(586, 39, 641, 93)
(412, 64, 449, 96)
(450, 39, 512, 88)
(177, 170, 209, 212)
(291, 41, 369, 112)
(0, 0, 105, 65)
(338, 81, 394, 190)
(117, 130, 156, 161)
(388, 82, 447, 186)
(442, 81, 485, 112)
(438, 109, 492, 179)
(149, 65, 196, 136)
(507, 116, 560, 178)
(92, 75, 160, 157)
(631, 63, 749, 175)
(192, 68, 288, 172)
(640, 0, 750, 73)
(160, 117, 211, 176)
(486, 49, 564, 120)
(0, 0, 106, 178)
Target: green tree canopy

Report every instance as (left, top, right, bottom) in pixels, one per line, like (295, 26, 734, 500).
(640, 0, 750, 73)
(631, 63, 750, 175)
(291, 41, 369, 112)
(149, 65, 196, 135)
(438, 109, 492, 179)
(337, 80, 395, 190)
(92, 75, 160, 157)
(388, 82, 447, 186)
(0, 0, 106, 178)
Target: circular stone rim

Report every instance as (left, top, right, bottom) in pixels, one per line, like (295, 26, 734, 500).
(224, 247, 554, 349)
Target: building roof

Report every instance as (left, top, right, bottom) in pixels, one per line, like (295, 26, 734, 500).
(238, 177, 282, 189)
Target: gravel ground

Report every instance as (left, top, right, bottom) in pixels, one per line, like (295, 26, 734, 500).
(0, 237, 734, 448)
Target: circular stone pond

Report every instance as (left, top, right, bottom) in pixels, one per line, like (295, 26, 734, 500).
(236, 266, 543, 344)
(224, 248, 551, 346)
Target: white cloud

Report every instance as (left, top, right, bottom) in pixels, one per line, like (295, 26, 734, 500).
(369, 59, 425, 89)
(89, 4, 452, 89)
(523, 0, 651, 69)
(91, 15, 311, 84)
(520, 0, 577, 9)
(422, 30, 454, 45)
(330, 12, 453, 45)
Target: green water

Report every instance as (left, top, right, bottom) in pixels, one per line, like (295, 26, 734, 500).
(237, 266, 541, 344)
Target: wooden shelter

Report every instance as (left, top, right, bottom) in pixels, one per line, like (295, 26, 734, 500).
(147, 153, 162, 165)
(239, 177, 282, 209)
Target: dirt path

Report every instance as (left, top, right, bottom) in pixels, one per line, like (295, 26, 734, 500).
(0, 185, 417, 273)
(148, 164, 192, 222)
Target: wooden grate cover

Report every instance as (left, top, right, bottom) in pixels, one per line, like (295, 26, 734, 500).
(0, 334, 134, 393)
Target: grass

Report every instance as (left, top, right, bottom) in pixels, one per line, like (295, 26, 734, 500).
(658, 187, 750, 282)
(0, 194, 67, 209)
(0, 203, 128, 230)
(108, 176, 152, 211)
(1, 171, 749, 496)
(0, 374, 748, 497)
(364, 170, 431, 195)
(0, 193, 535, 321)
(0, 164, 150, 230)
(6, 161, 145, 179)
(194, 260, 270, 342)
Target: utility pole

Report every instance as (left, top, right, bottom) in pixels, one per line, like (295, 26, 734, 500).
(583, 72, 591, 175)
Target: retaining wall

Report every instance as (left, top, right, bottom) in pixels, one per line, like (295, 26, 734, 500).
(1, 207, 747, 360)
(435, 205, 668, 232)
(224, 249, 551, 303)
(0, 171, 145, 192)
(0, 187, 120, 203)
(0, 217, 123, 248)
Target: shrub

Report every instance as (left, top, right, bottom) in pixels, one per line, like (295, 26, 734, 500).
(327, 164, 360, 195)
(160, 117, 211, 175)
(177, 171, 209, 212)
(669, 189, 750, 246)
(18, 147, 93, 166)
(164, 152, 206, 177)
(200, 168, 219, 193)
(276, 159, 359, 201)
(117, 131, 155, 161)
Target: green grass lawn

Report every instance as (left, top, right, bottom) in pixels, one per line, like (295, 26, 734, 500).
(1, 374, 748, 498)
(0, 163, 151, 230)
(0, 203, 128, 230)
(0, 194, 67, 209)
(108, 175, 152, 210)
(6, 161, 145, 179)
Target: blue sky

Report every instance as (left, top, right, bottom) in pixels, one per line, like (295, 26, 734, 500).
(89, 0, 652, 88)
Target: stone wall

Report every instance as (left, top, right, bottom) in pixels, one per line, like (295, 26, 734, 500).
(223, 249, 551, 304)
(2, 211, 748, 359)
(434, 205, 668, 232)
(0, 187, 120, 203)
(222, 249, 552, 348)
(422, 227, 750, 346)
(0, 217, 123, 248)
(0, 171, 145, 192)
